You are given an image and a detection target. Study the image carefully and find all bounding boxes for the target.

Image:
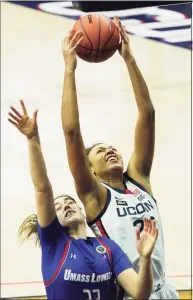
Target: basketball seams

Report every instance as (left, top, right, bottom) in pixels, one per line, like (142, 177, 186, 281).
(78, 45, 118, 52)
(102, 21, 117, 52)
(79, 18, 93, 57)
(94, 14, 101, 63)
(74, 14, 120, 62)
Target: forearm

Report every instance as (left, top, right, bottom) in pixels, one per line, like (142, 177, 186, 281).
(28, 134, 51, 192)
(61, 70, 80, 133)
(125, 57, 154, 113)
(136, 256, 153, 299)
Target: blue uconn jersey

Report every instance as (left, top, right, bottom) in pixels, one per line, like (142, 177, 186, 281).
(37, 217, 132, 300)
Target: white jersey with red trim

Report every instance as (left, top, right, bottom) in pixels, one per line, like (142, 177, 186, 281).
(88, 173, 166, 297)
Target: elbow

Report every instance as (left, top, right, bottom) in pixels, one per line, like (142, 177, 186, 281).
(139, 108, 155, 123)
(145, 105, 155, 115)
(143, 105, 155, 115)
(135, 284, 153, 300)
(135, 291, 151, 300)
(61, 115, 80, 136)
(149, 106, 155, 116)
(34, 183, 51, 193)
(62, 124, 80, 136)
(138, 96, 155, 116)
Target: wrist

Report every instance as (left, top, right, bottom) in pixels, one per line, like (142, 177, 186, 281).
(27, 132, 39, 140)
(65, 67, 76, 75)
(124, 55, 135, 64)
(140, 254, 151, 261)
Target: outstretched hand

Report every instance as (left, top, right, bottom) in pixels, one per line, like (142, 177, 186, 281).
(62, 29, 84, 72)
(136, 218, 158, 258)
(113, 16, 133, 61)
(8, 100, 38, 139)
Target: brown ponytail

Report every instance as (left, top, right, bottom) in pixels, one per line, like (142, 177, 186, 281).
(18, 214, 40, 247)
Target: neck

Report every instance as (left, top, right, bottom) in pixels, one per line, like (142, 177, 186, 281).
(98, 171, 125, 190)
(68, 222, 87, 240)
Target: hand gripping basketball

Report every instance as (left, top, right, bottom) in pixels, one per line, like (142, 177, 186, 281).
(62, 30, 84, 72)
(113, 16, 133, 61)
(136, 217, 159, 258)
(72, 14, 120, 63)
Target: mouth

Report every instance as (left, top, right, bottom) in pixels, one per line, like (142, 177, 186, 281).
(65, 210, 76, 218)
(106, 154, 118, 162)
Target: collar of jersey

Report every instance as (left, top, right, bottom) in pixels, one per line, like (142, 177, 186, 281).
(102, 172, 148, 194)
(101, 181, 127, 194)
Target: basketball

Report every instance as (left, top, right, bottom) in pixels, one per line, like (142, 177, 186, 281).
(72, 14, 120, 63)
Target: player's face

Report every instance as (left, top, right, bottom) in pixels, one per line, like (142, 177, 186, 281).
(54, 196, 85, 228)
(88, 143, 124, 177)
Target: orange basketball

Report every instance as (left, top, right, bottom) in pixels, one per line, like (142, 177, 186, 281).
(73, 14, 120, 63)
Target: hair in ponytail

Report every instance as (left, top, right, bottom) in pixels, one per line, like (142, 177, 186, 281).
(18, 214, 40, 247)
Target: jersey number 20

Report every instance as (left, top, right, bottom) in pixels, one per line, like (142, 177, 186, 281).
(83, 289, 100, 300)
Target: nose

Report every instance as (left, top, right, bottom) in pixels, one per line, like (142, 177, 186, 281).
(106, 148, 114, 155)
(63, 204, 71, 213)
(65, 204, 71, 210)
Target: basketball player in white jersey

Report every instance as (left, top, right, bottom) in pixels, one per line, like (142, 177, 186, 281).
(61, 19, 179, 299)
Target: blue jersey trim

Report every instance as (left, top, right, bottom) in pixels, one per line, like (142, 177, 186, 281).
(87, 188, 111, 227)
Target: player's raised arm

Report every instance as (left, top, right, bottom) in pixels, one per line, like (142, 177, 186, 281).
(112, 218, 158, 299)
(61, 30, 107, 209)
(114, 17, 155, 186)
(8, 100, 55, 227)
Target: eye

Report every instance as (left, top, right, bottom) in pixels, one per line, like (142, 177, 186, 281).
(65, 201, 74, 206)
(56, 207, 61, 211)
(112, 148, 117, 152)
(97, 149, 103, 154)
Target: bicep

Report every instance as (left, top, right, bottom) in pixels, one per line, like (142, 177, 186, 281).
(64, 131, 106, 205)
(35, 183, 56, 228)
(128, 110, 155, 178)
(117, 268, 138, 299)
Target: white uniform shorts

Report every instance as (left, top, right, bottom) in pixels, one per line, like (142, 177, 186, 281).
(124, 278, 180, 299)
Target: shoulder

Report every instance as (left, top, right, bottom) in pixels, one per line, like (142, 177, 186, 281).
(99, 238, 133, 274)
(37, 216, 67, 244)
(123, 171, 156, 201)
(98, 237, 122, 254)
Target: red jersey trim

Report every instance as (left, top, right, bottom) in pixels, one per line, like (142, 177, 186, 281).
(44, 239, 70, 287)
(96, 220, 109, 238)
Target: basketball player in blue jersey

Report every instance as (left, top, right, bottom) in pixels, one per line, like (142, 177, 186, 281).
(61, 18, 179, 299)
(9, 100, 158, 300)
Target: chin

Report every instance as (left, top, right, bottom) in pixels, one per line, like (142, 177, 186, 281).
(65, 217, 79, 227)
(109, 162, 123, 171)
